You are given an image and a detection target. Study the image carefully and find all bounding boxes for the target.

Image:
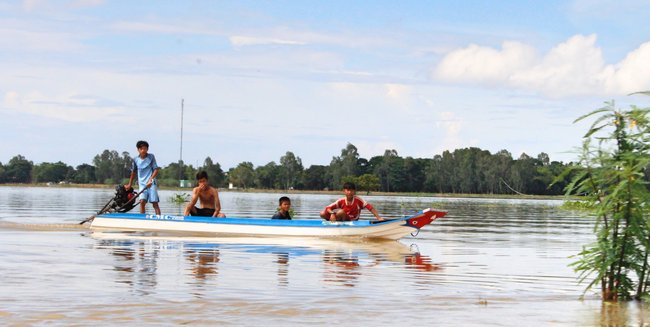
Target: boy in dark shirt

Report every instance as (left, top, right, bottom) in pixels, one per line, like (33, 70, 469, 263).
(272, 196, 292, 220)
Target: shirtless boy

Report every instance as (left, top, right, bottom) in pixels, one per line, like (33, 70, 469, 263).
(184, 171, 226, 217)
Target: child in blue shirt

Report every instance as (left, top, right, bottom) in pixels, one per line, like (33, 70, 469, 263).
(125, 140, 161, 215)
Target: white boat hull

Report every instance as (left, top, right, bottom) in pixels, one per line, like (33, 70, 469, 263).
(90, 208, 446, 240)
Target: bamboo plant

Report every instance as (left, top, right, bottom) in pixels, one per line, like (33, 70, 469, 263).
(561, 96, 650, 301)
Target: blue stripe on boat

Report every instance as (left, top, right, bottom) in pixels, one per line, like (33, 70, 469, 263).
(95, 213, 411, 228)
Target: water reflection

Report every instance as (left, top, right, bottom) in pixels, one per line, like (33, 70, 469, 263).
(274, 252, 289, 287)
(405, 252, 441, 272)
(95, 239, 159, 295)
(91, 232, 441, 293)
(186, 248, 220, 280)
(598, 301, 650, 326)
(322, 249, 364, 287)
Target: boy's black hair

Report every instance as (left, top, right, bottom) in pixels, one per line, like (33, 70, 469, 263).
(196, 171, 209, 180)
(136, 140, 149, 149)
(279, 196, 291, 204)
(342, 182, 356, 190)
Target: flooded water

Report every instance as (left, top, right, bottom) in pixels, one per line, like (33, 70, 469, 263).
(1, 186, 649, 326)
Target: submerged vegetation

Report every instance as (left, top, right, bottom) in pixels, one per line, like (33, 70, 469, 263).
(169, 193, 190, 205)
(561, 94, 650, 301)
(560, 200, 595, 211)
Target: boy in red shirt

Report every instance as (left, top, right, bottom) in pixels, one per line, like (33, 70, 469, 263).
(320, 182, 384, 222)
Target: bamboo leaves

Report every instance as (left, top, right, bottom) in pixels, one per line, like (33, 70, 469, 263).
(566, 96, 650, 301)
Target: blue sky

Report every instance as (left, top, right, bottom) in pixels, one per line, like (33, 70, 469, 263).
(2, 0, 650, 170)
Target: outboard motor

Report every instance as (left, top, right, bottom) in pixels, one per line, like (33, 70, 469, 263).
(112, 184, 138, 213)
(79, 185, 139, 225)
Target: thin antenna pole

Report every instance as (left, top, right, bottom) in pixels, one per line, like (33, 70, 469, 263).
(179, 99, 184, 185)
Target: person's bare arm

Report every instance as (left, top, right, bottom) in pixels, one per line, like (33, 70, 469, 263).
(323, 201, 339, 222)
(184, 188, 200, 216)
(125, 171, 136, 190)
(369, 206, 384, 221)
(212, 188, 222, 217)
(147, 168, 159, 188)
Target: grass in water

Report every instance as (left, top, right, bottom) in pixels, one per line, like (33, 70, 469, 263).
(560, 200, 594, 211)
(169, 192, 190, 205)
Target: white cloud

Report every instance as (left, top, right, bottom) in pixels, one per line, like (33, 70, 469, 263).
(435, 41, 537, 83)
(21, 0, 103, 12)
(3, 91, 20, 107)
(110, 21, 209, 35)
(69, 0, 104, 8)
(22, 0, 45, 11)
(570, 0, 650, 19)
(511, 34, 605, 96)
(601, 41, 650, 94)
(385, 84, 409, 100)
(229, 35, 306, 47)
(434, 34, 650, 97)
(355, 140, 399, 159)
(0, 25, 85, 52)
(4, 90, 124, 123)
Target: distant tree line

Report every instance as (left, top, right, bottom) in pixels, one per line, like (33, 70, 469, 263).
(0, 143, 575, 195)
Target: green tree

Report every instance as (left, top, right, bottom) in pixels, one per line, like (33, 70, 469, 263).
(355, 173, 380, 195)
(120, 151, 133, 182)
(539, 160, 568, 195)
(229, 162, 255, 189)
(202, 157, 225, 187)
(439, 150, 458, 193)
(256, 161, 280, 189)
(280, 151, 303, 190)
(402, 157, 428, 192)
(562, 99, 650, 301)
(453, 147, 491, 193)
(387, 154, 406, 192)
(0, 162, 5, 183)
(532, 153, 566, 195)
(357, 157, 370, 175)
(329, 143, 360, 188)
(303, 165, 329, 190)
(5, 155, 33, 183)
(159, 162, 177, 183)
(340, 143, 359, 177)
(423, 155, 442, 193)
(73, 164, 96, 184)
(158, 162, 186, 187)
(375, 149, 403, 192)
(491, 150, 514, 194)
(93, 150, 132, 184)
(33, 161, 73, 183)
(509, 153, 536, 195)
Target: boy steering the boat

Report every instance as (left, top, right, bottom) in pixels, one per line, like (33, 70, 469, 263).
(184, 171, 226, 218)
(320, 182, 384, 222)
(125, 140, 161, 215)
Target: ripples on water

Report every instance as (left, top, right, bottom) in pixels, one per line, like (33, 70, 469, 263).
(0, 186, 649, 325)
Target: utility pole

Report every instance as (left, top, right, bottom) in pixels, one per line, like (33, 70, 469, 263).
(179, 99, 184, 186)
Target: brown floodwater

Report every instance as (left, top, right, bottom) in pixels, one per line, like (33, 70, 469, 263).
(0, 186, 649, 326)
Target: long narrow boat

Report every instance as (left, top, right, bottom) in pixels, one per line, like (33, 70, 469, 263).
(90, 208, 447, 240)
